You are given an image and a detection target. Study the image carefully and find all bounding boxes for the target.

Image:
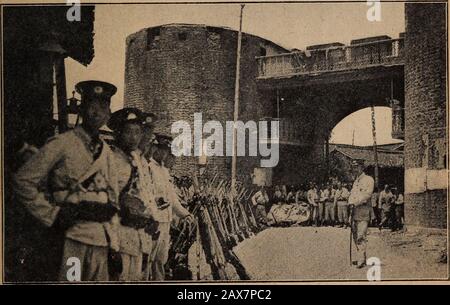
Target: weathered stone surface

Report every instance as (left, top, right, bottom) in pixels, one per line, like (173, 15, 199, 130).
(125, 24, 287, 186)
(404, 3, 447, 228)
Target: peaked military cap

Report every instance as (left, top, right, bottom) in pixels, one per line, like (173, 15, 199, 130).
(107, 107, 145, 131)
(154, 133, 173, 148)
(75, 80, 117, 104)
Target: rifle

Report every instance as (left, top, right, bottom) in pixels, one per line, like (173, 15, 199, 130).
(171, 176, 252, 280)
(245, 199, 259, 231)
(237, 200, 253, 237)
(202, 201, 250, 280)
(209, 203, 251, 280)
(223, 198, 242, 243)
(238, 189, 257, 235)
(229, 200, 245, 242)
(197, 205, 228, 280)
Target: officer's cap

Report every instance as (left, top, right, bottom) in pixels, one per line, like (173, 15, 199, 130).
(75, 80, 117, 104)
(107, 107, 145, 131)
(154, 133, 173, 149)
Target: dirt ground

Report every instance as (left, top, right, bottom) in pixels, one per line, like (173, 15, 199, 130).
(231, 226, 448, 281)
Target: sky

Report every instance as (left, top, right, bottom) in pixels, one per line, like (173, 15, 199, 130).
(65, 2, 405, 146)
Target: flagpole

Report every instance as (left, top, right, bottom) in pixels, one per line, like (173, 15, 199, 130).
(231, 4, 245, 193)
(370, 104, 379, 187)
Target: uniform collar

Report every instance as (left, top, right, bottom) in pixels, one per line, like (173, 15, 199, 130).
(112, 145, 139, 161)
(73, 126, 94, 146)
(73, 126, 103, 157)
(357, 172, 366, 181)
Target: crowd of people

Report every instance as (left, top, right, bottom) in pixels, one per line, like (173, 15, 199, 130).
(251, 160, 381, 268)
(251, 180, 405, 232)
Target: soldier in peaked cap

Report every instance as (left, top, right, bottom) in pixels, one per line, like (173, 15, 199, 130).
(139, 112, 158, 161)
(74, 80, 117, 141)
(348, 159, 375, 268)
(108, 107, 146, 132)
(14, 80, 121, 282)
(76, 80, 117, 101)
(153, 133, 173, 152)
(108, 108, 160, 281)
(146, 133, 192, 281)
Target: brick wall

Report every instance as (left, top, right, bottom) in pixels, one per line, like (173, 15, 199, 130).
(405, 190, 447, 228)
(124, 24, 287, 183)
(404, 3, 447, 228)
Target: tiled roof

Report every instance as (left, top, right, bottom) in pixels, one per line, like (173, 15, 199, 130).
(5, 6, 95, 65)
(330, 144, 404, 167)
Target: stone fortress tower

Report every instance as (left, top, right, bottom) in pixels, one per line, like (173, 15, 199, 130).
(124, 24, 288, 184)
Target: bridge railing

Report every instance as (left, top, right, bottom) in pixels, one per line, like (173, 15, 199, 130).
(257, 38, 404, 78)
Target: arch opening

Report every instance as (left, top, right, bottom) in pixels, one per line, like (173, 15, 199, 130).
(327, 106, 404, 191)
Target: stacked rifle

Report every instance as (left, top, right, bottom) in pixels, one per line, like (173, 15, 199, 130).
(168, 174, 259, 280)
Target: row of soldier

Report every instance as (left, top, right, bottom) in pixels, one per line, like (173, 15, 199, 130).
(252, 182, 356, 228)
(13, 80, 194, 282)
(252, 181, 404, 231)
(305, 182, 352, 227)
(251, 163, 376, 268)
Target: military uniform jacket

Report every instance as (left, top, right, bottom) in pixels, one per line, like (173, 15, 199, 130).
(307, 189, 319, 206)
(319, 189, 330, 202)
(348, 173, 375, 221)
(147, 158, 190, 223)
(112, 147, 153, 256)
(334, 187, 350, 205)
(378, 190, 394, 211)
(13, 127, 120, 247)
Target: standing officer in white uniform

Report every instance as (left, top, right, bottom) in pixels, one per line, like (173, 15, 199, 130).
(348, 160, 375, 268)
(147, 134, 193, 281)
(14, 80, 120, 281)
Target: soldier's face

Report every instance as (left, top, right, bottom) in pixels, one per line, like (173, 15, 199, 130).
(352, 165, 363, 178)
(153, 147, 169, 164)
(118, 123, 143, 151)
(82, 100, 111, 131)
(139, 126, 154, 150)
(165, 154, 175, 169)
